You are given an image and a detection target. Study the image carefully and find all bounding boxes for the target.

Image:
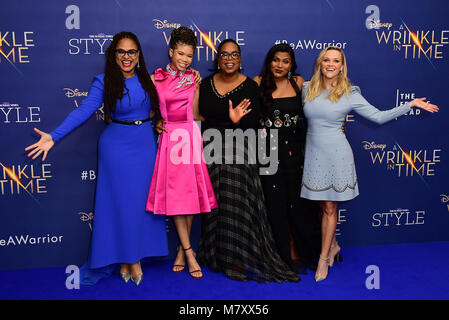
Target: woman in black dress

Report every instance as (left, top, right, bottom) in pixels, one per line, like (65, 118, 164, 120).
(197, 39, 299, 283)
(254, 44, 322, 272)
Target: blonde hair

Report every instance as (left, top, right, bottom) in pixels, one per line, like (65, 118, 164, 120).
(305, 46, 352, 103)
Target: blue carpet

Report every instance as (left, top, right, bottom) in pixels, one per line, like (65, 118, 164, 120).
(1, 241, 448, 300)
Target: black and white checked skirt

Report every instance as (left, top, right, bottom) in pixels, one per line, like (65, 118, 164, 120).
(198, 161, 300, 283)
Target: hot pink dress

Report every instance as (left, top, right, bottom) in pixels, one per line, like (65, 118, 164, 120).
(146, 65, 217, 215)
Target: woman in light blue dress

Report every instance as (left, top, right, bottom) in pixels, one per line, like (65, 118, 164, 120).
(301, 46, 439, 282)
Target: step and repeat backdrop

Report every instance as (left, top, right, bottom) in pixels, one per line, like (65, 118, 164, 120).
(1, 0, 448, 270)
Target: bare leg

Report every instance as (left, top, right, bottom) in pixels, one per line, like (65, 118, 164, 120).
(120, 263, 130, 274)
(329, 233, 341, 267)
(173, 215, 202, 278)
(289, 230, 300, 261)
(173, 215, 195, 272)
(130, 261, 142, 278)
(315, 201, 338, 281)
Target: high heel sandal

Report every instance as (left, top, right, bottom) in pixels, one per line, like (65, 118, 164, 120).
(329, 243, 343, 267)
(131, 261, 143, 286)
(184, 247, 203, 279)
(173, 245, 185, 273)
(315, 256, 330, 282)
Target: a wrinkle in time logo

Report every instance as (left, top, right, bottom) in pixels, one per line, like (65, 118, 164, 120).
(64, 88, 104, 121)
(0, 31, 35, 76)
(152, 19, 245, 61)
(362, 141, 441, 179)
(366, 5, 449, 69)
(0, 162, 52, 203)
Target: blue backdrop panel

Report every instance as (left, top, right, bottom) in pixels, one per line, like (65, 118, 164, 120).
(1, 0, 448, 270)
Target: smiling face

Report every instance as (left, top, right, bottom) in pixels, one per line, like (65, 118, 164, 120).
(320, 49, 344, 81)
(114, 38, 139, 78)
(217, 41, 241, 74)
(169, 42, 194, 72)
(270, 51, 292, 79)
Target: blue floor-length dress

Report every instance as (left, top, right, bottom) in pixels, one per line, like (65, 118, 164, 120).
(50, 74, 168, 284)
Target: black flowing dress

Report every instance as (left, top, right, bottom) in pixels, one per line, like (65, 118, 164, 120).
(197, 75, 299, 283)
(259, 95, 321, 271)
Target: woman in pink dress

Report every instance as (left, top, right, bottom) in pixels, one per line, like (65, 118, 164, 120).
(146, 27, 217, 279)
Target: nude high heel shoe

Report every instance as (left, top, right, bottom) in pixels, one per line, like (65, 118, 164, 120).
(329, 243, 343, 267)
(131, 261, 143, 286)
(315, 256, 330, 282)
(120, 264, 131, 283)
(120, 272, 131, 283)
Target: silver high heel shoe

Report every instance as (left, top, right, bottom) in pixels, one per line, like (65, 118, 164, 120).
(131, 274, 143, 286)
(120, 264, 131, 283)
(131, 261, 143, 286)
(329, 243, 343, 267)
(315, 256, 330, 282)
(120, 272, 131, 283)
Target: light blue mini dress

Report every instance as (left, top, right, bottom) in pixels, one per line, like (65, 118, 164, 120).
(300, 81, 410, 201)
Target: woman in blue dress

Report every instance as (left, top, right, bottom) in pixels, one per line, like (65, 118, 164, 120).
(25, 31, 168, 286)
(301, 46, 439, 282)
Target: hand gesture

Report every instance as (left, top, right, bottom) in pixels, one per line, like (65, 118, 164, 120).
(155, 119, 167, 134)
(190, 68, 202, 85)
(409, 98, 439, 113)
(229, 99, 251, 124)
(25, 128, 54, 161)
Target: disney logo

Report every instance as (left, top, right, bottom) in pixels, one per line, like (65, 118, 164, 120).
(367, 19, 393, 30)
(78, 212, 94, 221)
(64, 88, 88, 98)
(362, 141, 386, 151)
(78, 212, 93, 231)
(441, 194, 449, 203)
(153, 19, 181, 30)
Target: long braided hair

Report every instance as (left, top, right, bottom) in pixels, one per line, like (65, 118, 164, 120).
(103, 31, 159, 122)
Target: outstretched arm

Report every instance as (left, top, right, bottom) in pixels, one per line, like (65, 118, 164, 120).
(25, 75, 104, 160)
(409, 97, 439, 113)
(50, 75, 105, 141)
(351, 86, 438, 125)
(25, 128, 54, 161)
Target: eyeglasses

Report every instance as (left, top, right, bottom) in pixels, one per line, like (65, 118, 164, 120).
(115, 49, 139, 58)
(219, 51, 241, 60)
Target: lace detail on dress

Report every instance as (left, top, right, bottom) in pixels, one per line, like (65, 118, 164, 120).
(301, 180, 358, 193)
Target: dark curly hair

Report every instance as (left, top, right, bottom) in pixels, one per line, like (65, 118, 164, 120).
(169, 26, 197, 50)
(259, 43, 301, 110)
(103, 31, 159, 123)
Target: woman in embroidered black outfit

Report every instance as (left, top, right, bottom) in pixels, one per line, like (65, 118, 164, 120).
(254, 44, 321, 273)
(197, 39, 299, 283)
